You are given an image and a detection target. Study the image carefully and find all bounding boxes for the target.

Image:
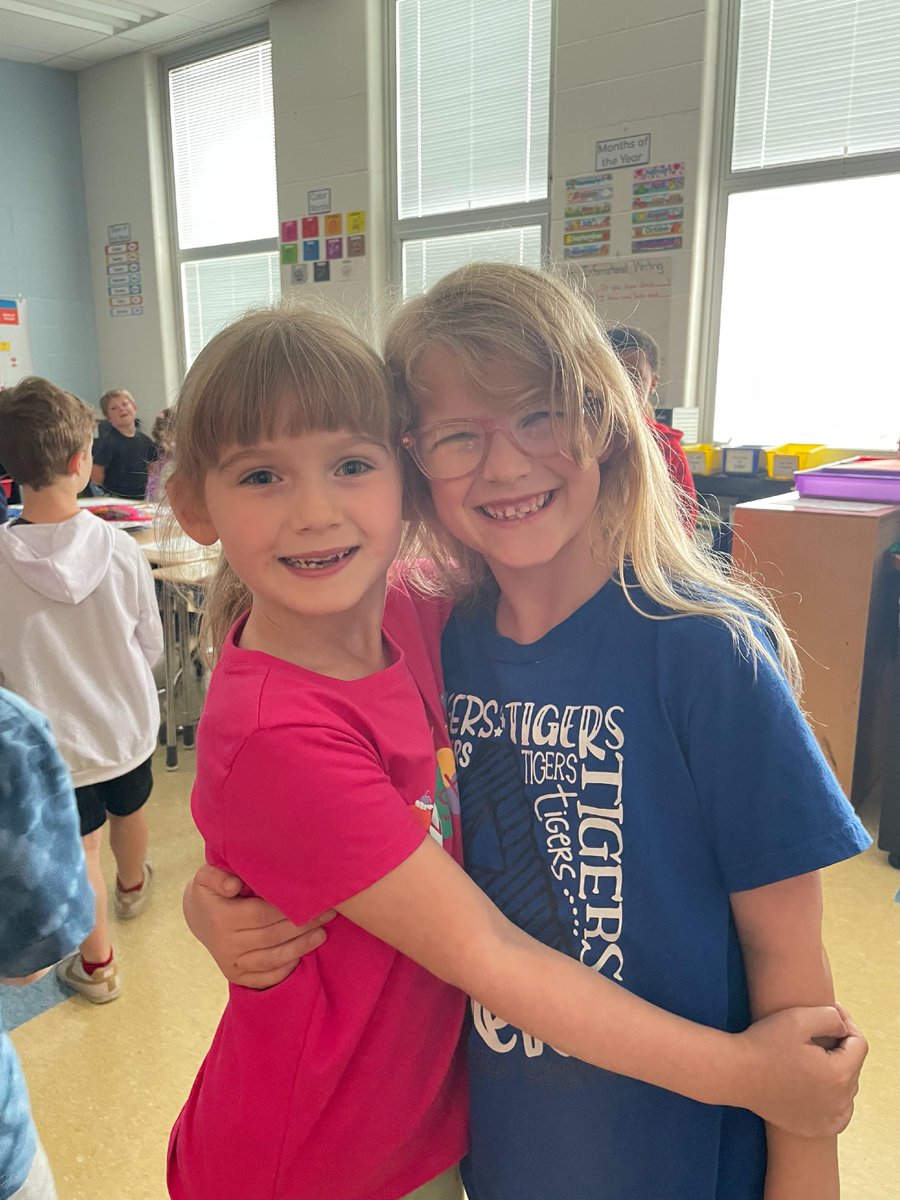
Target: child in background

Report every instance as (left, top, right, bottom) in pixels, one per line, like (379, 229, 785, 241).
(608, 323, 698, 524)
(0, 378, 163, 1003)
(0, 687, 95, 1200)
(0, 688, 95, 1200)
(146, 407, 176, 503)
(92, 388, 158, 499)
(170, 303, 866, 1200)
(188, 267, 869, 1200)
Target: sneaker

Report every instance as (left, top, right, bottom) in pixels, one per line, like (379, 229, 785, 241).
(56, 952, 121, 1004)
(115, 861, 154, 920)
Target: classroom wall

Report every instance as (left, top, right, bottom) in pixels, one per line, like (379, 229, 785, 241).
(78, 52, 181, 425)
(269, 0, 389, 325)
(70, 0, 714, 409)
(552, 0, 710, 407)
(0, 59, 101, 400)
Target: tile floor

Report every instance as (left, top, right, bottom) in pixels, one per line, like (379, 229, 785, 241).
(7, 746, 900, 1199)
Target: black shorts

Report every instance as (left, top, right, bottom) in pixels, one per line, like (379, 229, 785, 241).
(74, 756, 154, 837)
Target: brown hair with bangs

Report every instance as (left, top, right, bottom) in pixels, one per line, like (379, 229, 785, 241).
(0, 376, 94, 489)
(167, 302, 402, 657)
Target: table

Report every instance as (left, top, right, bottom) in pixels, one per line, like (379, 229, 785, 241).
(130, 525, 218, 770)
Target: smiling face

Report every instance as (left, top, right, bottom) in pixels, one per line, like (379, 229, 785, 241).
(106, 392, 138, 435)
(414, 347, 605, 592)
(196, 428, 404, 650)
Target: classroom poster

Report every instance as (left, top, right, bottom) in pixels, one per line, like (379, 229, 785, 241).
(105, 233, 143, 317)
(278, 201, 368, 288)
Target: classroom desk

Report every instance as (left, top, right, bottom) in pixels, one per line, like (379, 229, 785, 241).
(130, 525, 217, 769)
(731, 495, 900, 855)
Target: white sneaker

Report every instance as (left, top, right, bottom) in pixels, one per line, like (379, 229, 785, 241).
(56, 952, 121, 1003)
(115, 861, 154, 920)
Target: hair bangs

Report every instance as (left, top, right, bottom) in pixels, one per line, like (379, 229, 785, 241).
(175, 305, 394, 479)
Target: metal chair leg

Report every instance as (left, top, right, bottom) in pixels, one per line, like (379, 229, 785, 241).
(163, 583, 179, 771)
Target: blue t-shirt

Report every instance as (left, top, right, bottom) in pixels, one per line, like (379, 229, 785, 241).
(442, 577, 870, 1200)
(0, 689, 93, 1200)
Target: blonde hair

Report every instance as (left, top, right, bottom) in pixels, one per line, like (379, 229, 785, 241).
(167, 302, 401, 658)
(0, 376, 94, 489)
(385, 261, 801, 694)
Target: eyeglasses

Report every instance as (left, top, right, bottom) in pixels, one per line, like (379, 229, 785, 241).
(401, 402, 569, 481)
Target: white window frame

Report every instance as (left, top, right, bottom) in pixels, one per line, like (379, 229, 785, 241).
(696, 0, 900, 442)
(161, 28, 278, 370)
(388, 0, 553, 290)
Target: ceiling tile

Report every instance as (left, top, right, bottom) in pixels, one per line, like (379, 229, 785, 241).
(0, 39, 49, 63)
(68, 34, 147, 63)
(0, 13, 103, 54)
(181, 0, 269, 25)
(40, 52, 98, 70)
(116, 13, 206, 44)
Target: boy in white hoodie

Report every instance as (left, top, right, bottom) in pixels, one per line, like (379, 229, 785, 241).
(0, 378, 163, 1003)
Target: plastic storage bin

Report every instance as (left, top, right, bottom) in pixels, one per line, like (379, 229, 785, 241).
(794, 457, 900, 503)
(682, 444, 723, 476)
(722, 446, 768, 475)
(766, 444, 824, 479)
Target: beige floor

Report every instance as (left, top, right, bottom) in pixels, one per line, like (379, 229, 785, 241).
(11, 746, 900, 1199)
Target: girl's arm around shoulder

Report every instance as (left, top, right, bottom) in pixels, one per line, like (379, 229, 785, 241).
(337, 831, 866, 1139)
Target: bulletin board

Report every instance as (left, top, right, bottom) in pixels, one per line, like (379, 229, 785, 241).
(0, 298, 33, 387)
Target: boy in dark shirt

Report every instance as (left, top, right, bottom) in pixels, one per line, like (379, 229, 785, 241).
(91, 389, 157, 499)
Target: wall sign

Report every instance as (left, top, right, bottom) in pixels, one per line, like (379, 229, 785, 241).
(595, 133, 651, 171)
(307, 188, 332, 215)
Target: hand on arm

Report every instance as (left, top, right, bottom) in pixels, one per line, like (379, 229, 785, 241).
(182, 863, 334, 989)
(90, 464, 105, 487)
(732, 871, 845, 1199)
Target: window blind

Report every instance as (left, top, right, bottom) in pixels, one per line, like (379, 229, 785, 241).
(396, 0, 551, 219)
(181, 251, 279, 366)
(169, 42, 277, 249)
(733, 0, 900, 171)
(402, 225, 542, 296)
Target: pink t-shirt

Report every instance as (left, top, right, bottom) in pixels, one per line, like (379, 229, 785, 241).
(167, 581, 467, 1200)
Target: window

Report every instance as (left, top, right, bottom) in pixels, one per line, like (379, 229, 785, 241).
(707, 0, 900, 449)
(166, 38, 280, 366)
(393, 0, 551, 295)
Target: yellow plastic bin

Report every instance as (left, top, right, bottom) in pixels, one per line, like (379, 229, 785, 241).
(766, 444, 825, 480)
(682, 444, 723, 476)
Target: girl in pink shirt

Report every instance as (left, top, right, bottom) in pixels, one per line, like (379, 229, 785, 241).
(167, 304, 864, 1200)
